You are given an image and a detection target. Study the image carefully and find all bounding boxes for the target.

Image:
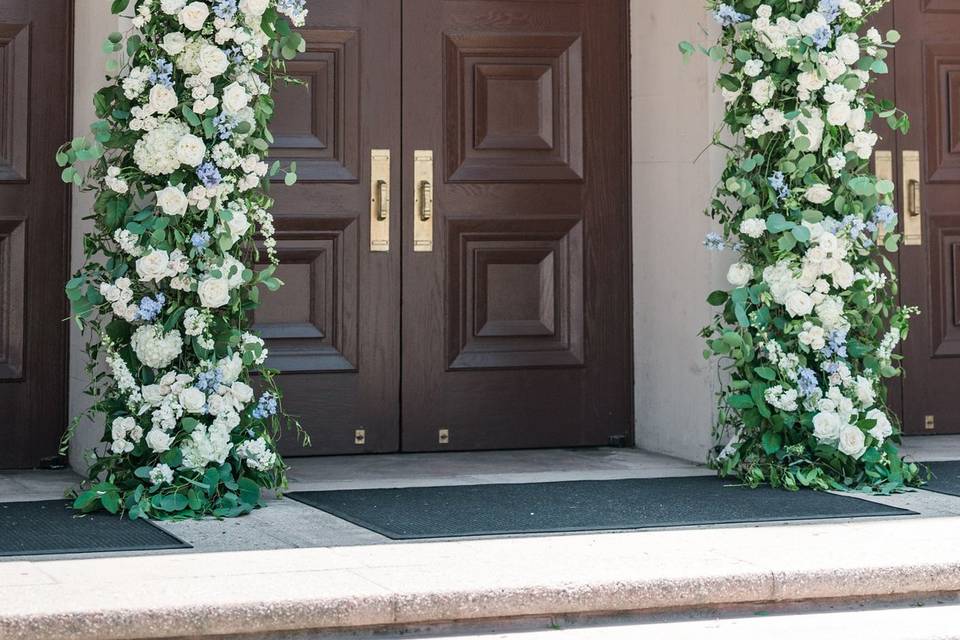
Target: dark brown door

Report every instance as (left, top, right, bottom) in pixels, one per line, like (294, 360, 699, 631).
(260, 0, 402, 455)
(400, 0, 632, 450)
(0, 1, 72, 468)
(892, 1, 960, 435)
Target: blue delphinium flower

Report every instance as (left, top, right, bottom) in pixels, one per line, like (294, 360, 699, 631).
(812, 26, 832, 50)
(191, 231, 211, 249)
(135, 292, 166, 322)
(797, 367, 819, 398)
(818, 0, 843, 22)
(195, 368, 224, 392)
(713, 4, 749, 27)
(150, 59, 174, 88)
(768, 171, 791, 203)
(196, 162, 222, 188)
(820, 328, 849, 359)
(213, 113, 237, 140)
(213, 0, 238, 20)
(873, 204, 898, 228)
(703, 232, 726, 251)
(252, 393, 279, 420)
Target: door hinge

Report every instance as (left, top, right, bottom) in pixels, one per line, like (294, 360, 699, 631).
(355, 429, 366, 445)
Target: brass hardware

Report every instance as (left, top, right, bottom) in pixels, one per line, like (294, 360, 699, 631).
(902, 150, 922, 246)
(438, 428, 450, 445)
(370, 150, 391, 252)
(414, 150, 434, 252)
(925, 416, 936, 431)
(874, 151, 893, 237)
(355, 429, 366, 445)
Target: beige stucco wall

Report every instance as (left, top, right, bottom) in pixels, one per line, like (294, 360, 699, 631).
(630, 0, 729, 463)
(66, 2, 725, 469)
(68, 5, 126, 471)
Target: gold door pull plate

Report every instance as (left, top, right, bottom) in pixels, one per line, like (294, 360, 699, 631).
(355, 429, 367, 445)
(903, 150, 922, 246)
(438, 428, 450, 445)
(414, 150, 434, 252)
(370, 149, 391, 252)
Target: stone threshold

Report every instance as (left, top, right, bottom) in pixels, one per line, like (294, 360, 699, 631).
(1, 516, 959, 640)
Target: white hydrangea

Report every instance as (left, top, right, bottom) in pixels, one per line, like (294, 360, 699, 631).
(236, 437, 277, 471)
(133, 120, 191, 176)
(181, 423, 233, 470)
(149, 463, 175, 486)
(131, 324, 184, 369)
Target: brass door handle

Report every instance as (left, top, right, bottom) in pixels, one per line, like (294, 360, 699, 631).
(902, 150, 922, 246)
(414, 150, 434, 252)
(419, 180, 433, 221)
(370, 150, 390, 252)
(376, 179, 390, 221)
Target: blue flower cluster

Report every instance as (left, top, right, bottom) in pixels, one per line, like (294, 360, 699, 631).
(820, 328, 849, 359)
(703, 232, 726, 251)
(818, 0, 843, 22)
(277, 0, 307, 17)
(197, 162, 222, 188)
(768, 171, 790, 204)
(811, 27, 832, 50)
(213, 0, 238, 20)
(872, 204, 898, 228)
(150, 59, 174, 89)
(135, 292, 165, 322)
(252, 393, 279, 420)
(195, 368, 223, 393)
(713, 4, 749, 27)
(191, 231, 211, 249)
(213, 113, 237, 141)
(797, 367, 819, 398)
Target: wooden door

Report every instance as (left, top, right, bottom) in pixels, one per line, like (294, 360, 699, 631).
(261, 0, 402, 455)
(0, 1, 71, 468)
(400, 0, 632, 451)
(893, 1, 960, 435)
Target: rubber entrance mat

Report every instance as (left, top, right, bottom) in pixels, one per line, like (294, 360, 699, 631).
(287, 476, 915, 539)
(920, 461, 960, 497)
(0, 500, 189, 557)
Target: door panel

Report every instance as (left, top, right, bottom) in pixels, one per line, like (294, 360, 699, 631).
(261, 0, 401, 455)
(400, 0, 631, 451)
(894, 1, 960, 434)
(0, 1, 71, 468)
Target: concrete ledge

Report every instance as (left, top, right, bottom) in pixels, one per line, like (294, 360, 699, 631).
(2, 516, 960, 639)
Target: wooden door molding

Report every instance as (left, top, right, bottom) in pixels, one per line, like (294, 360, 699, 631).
(0, 0, 73, 468)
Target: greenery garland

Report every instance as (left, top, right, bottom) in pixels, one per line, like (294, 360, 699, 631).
(59, 0, 310, 519)
(683, 0, 921, 492)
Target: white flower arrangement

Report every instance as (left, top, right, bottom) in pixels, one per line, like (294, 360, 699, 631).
(60, 0, 310, 519)
(684, 0, 920, 492)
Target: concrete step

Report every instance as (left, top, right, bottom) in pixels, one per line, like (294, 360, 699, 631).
(2, 516, 960, 640)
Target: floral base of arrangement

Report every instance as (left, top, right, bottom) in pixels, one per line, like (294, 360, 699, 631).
(60, 0, 310, 519)
(683, 0, 921, 493)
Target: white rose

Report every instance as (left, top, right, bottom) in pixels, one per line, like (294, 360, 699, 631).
(866, 408, 893, 442)
(146, 429, 174, 453)
(838, 424, 867, 458)
(827, 102, 851, 127)
(846, 107, 866, 133)
(820, 54, 847, 81)
(813, 412, 842, 443)
(198, 277, 231, 308)
(739, 218, 766, 239)
(176, 134, 206, 167)
(832, 262, 856, 289)
(835, 35, 861, 66)
(206, 394, 226, 416)
(784, 290, 814, 317)
(726, 262, 753, 288)
(844, 2, 863, 18)
(240, 0, 270, 16)
(855, 376, 876, 406)
(136, 250, 171, 282)
(743, 60, 763, 77)
(156, 185, 189, 216)
(231, 382, 255, 405)
(799, 11, 828, 37)
(197, 44, 229, 78)
(160, 0, 187, 14)
(226, 210, 251, 240)
(161, 32, 187, 56)
(179, 387, 207, 414)
(148, 85, 178, 115)
(804, 184, 833, 204)
(179, 2, 209, 31)
(221, 82, 251, 114)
